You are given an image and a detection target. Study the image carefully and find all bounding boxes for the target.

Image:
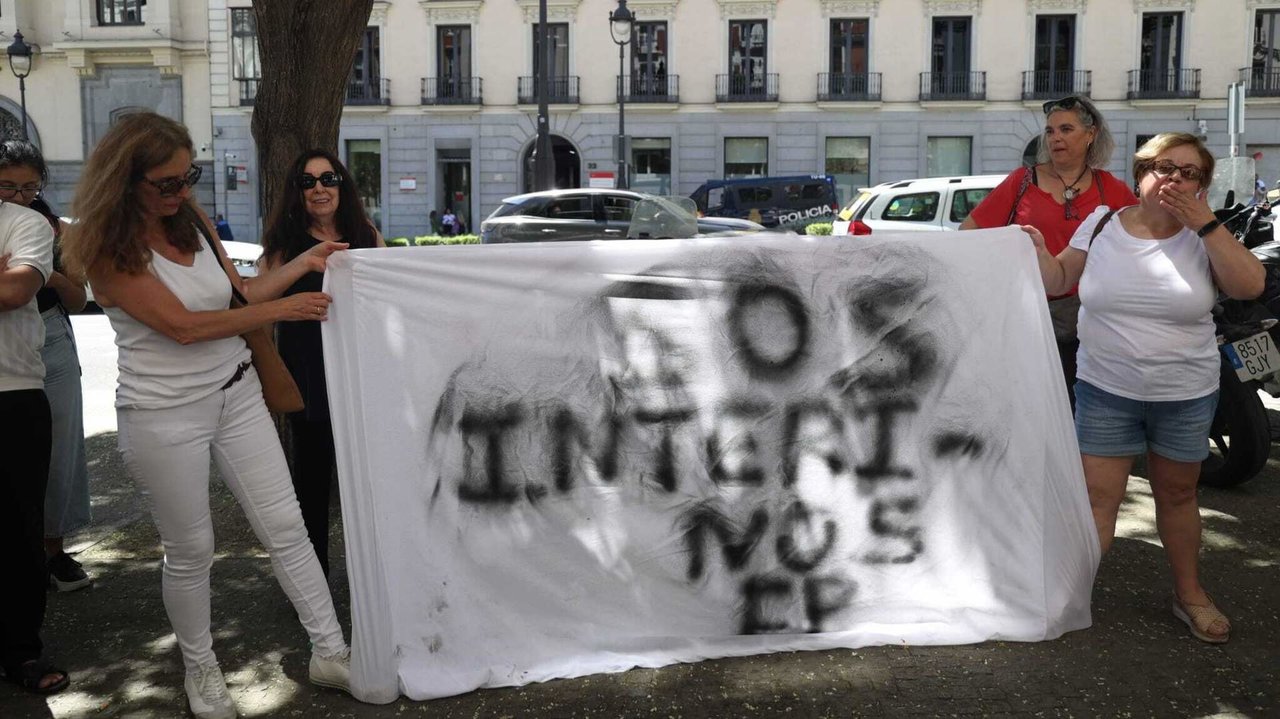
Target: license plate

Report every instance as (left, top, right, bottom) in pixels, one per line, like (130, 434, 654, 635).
(1223, 330, 1280, 381)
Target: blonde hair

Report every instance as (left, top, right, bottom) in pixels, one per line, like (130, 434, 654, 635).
(62, 112, 199, 282)
(1133, 132, 1215, 189)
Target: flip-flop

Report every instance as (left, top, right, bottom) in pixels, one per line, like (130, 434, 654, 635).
(3, 660, 71, 695)
(1171, 594, 1231, 644)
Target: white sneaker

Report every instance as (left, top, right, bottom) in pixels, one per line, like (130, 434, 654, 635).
(184, 663, 237, 719)
(308, 646, 351, 695)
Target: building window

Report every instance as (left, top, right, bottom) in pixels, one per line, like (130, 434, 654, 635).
(1253, 10, 1280, 91)
(631, 138, 671, 195)
(829, 19, 868, 75)
(926, 136, 971, 177)
(98, 0, 143, 25)
(631, 21, 668, 94)
(346, 139, 382, 231)
(725, 137, 767, 179)
(533, 23, 570, 80)
(728, 20, 767, 89)
(1032, 15, 1075, 95)
(437, 26, 472, 99)
(929, 16, 971, 97)
(1139, 12, 1182, 83)
(231, 9, 260, 105)
(825, 137, 870, 205)
(349, 27, 384, 104)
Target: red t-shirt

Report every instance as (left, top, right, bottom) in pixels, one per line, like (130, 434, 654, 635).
(969, 167, 1138, 256)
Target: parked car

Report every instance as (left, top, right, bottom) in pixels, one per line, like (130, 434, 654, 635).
(831, 175, 1003, 235)
(223, 240, 263, 277)
(480, 188, 764, 243)
(689, 175, 840, 231)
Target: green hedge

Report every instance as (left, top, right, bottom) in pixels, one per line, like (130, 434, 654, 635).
(415, 234, 480, 246)
(385, 237, 411, 247)
(804, 222, 833, 236)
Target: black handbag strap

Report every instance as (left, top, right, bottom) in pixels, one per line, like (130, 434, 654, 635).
(1005, 165, 1036, 226)
(193, 217, 249, 306)
(1087, 207, 1120, 250)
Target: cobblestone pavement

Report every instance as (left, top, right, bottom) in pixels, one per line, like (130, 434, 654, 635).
(2, 318, 1277, 718)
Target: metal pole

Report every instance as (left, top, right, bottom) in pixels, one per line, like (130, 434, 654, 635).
(533, 0, 555, 191)
(616, 42, 627, 190)
(18, 75, 27, 141)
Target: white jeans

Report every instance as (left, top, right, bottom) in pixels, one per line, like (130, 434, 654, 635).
(118, 367, 346, 671)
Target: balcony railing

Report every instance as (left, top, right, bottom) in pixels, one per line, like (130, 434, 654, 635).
(1241, 67, 1280, 98)
(237, 78, 259, 107)
(517, 76, 579, 104)
(617, 74, 679, 103)
(715, 73, 779, 102)
(421, 77, 482, 105)
(1021, 70, 1091, 100)
(817, 72, 882, 102)
(919, 71, 986, 101)
(346, 78, 391, 105)
(1127, 68, 1200, 100)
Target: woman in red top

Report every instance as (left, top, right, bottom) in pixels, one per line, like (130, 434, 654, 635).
(962, 95, 1138, 406)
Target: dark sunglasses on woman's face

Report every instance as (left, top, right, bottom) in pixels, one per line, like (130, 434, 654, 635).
(141, 164, 202, 196)
(1146, 159, 1205, 182)
(297, 171, 342, 189)
(0, 182, 43, 199)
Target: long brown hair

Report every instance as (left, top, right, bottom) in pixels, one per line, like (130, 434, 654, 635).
(62, 112, 200, 282)
(262, 148, 377, 265)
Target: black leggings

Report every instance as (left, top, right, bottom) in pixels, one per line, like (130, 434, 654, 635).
(287, 414, 337, 578)
(0, 390, 52, 669)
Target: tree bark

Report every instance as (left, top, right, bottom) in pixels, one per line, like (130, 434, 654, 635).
(251, 0, 375, 223)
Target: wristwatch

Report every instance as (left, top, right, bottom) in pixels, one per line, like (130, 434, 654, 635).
(1196, 219, 1223, 238)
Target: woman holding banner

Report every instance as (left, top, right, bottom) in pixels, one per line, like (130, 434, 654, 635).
(61, 113, 355, 718)
(261, 149, 382, 578)
(1025, 132, 1264, 645)
(962, 96, 1136, 406)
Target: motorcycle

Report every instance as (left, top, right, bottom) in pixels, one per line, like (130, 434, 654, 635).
(1202, 194, 1279, 487)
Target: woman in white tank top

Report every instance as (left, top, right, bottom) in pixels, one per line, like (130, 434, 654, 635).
(61, 114, 357, 719)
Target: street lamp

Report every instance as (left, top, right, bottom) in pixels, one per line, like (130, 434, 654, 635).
(609, 0, 634, 190)
(532, 0, 555, 191)
(6, 30, 33, 141)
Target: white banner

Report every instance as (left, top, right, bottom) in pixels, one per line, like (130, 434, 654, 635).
(323, 229, 1099, 704)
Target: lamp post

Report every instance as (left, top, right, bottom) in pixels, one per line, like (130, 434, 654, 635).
(532, 0, 555, 191)
(7, 30, 33, 141)
(609, 0, 634, 190)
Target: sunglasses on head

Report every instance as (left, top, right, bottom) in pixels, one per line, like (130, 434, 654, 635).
(1042, 96, 1094, 123)
(1145, 159, 1205, 182)
(297, 171, 342, 189)
(141, 164, 202, 196)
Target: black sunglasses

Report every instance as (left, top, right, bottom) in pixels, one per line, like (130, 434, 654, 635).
(297, 171, 342, 189)
(141, 164, 202, 196)
(1042, 96, 1094, 123)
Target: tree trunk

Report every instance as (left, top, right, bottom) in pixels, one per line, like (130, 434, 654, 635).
(251, 0, 375, 224)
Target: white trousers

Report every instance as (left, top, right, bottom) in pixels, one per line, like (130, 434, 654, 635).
(117, 367, 346, 672)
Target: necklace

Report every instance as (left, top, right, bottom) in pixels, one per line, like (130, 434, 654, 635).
(1047, 165, 1091, 220)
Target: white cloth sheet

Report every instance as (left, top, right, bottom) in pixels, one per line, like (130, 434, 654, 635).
(322, 228, 1100, 703)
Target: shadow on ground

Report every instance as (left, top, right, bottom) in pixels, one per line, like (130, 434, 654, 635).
(2, 432, 1278, 718)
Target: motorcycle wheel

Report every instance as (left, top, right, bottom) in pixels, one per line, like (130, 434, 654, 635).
(1200, 363, 1272, 488)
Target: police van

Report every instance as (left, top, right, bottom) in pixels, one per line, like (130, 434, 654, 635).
(689, 175, 840, 231)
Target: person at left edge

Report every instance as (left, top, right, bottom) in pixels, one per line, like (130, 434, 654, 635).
(0, 154, 69, 695)
(262, 148, 383, 578)
(60, 112, 357, 719)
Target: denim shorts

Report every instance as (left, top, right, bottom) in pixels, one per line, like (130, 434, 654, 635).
(1074, 380, 1219, 463)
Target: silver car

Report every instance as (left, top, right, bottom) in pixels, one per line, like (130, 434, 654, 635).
(480, 188, 763, 243)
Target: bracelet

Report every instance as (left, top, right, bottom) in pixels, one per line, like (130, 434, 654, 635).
(1196, 219, 1223, 238)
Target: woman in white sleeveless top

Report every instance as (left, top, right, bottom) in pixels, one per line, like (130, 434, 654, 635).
(62, 114, 354, 719)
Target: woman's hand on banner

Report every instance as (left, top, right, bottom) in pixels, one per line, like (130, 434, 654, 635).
(299, 241, 350, 274)
(1020, 225, 1047, 252)
(276, 291, 333, 322)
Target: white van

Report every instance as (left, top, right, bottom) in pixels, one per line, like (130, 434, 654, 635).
(832, 174, 1004, 235)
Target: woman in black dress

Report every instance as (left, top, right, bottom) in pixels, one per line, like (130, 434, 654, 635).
(261, 149, 383, 576)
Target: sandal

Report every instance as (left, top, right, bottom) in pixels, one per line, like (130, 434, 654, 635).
(1171, 594, 1231, 644)
(3, 659, 71, 695)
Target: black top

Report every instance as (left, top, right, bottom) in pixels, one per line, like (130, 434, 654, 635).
(277, 235, 330, 421)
